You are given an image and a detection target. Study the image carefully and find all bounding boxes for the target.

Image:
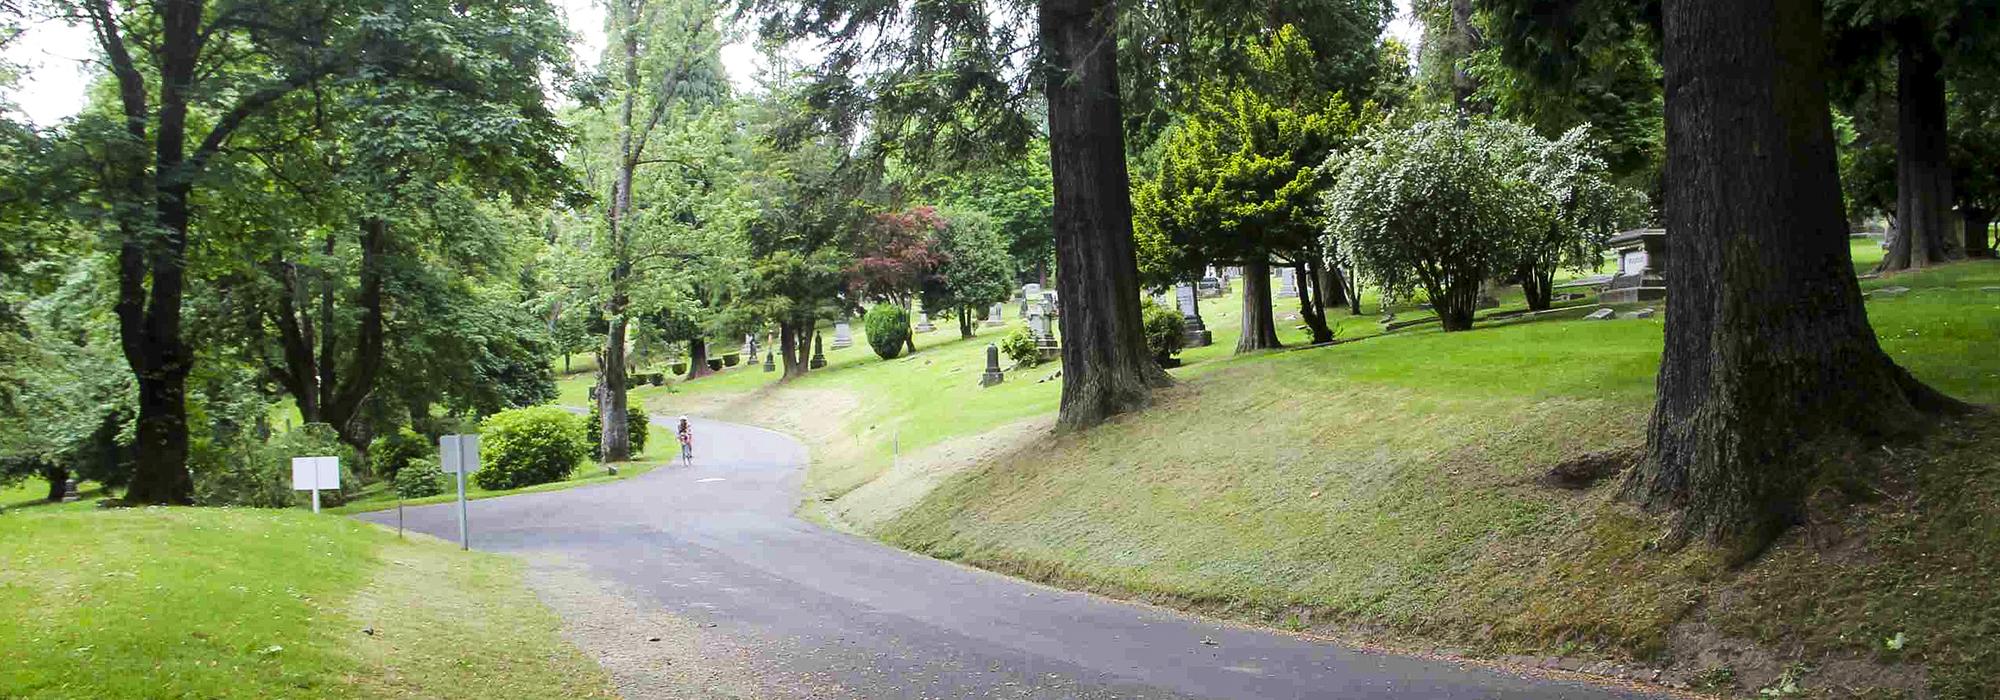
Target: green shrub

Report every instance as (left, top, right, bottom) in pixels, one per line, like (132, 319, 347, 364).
(370, 427, 431, 479)
(1000, 326, 1041, 368)
(394, 459, 447, 498)
(473, 407, 586, 490)
(1141, 299, 1187, 362)
(583, 404, 650, 459)
(193, 423, 357, 508)
(865, 304, 912, 360)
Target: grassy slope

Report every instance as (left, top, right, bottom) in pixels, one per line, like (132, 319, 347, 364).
(875, 259, 2000, 697)
(620, 245, 1995, 697)
(0, 508, 612, 699)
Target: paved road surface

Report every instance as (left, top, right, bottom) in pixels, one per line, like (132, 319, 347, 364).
(361, 417, 1667, 699)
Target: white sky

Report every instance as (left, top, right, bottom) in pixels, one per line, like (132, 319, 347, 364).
(3, 0, 1420, 127)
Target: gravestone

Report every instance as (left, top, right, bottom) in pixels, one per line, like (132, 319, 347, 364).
(1176, 282, 1213, 348)
(1277, 267, 1299, 298)
(811, 332, 828, 369)
(1626, 308, 1656, 319)
(61, 478, 80, 502)
(980, 344, 1005, 387)
(1020, 284, 1041, 320)
(915, 312, 936, 333)
(984, 302, 1007, 327)
(1197, 275, 1224, 298)
(831, 320, 853, 350)
(1600, 228, 1667, 303)
(741, 334, 758, 359)
(1585, 307, 1617, 320)
(1873, 286, 1911, 298)
(763, 351, 776, 372)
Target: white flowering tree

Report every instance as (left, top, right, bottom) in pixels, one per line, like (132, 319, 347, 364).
(1323, 118, 1540, 331)
(1512, 125, 1650, 310)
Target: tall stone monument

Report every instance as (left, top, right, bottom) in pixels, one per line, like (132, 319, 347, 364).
(831, 319, 853, 350)
(1277, 267, 1299, 298)
(979, 344, 1005, 387)
(1176, 282, 1213, 348)
(810, 332, 828, 369)
(914, 312, 935, 333)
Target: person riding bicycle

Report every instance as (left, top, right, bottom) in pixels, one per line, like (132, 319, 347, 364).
(677, 416, 693, 465)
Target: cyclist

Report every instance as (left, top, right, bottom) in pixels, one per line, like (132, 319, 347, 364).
(677, 416, 694, 465)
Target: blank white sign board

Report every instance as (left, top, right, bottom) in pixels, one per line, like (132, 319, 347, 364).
(439, 434, 481, 474)
(290, 456, 340, 490)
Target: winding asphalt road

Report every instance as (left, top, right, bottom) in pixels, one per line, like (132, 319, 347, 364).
(361, 417, 1667, 699)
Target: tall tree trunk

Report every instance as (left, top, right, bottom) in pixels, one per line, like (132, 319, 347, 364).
(597, 0, 642, 463)
(1965, 209, 1994, 259)
(42, 463, 68, 503)
(1320, 266, 1347, 310)
(686, 337, 713, 379)
(321, 218, 388, 452)
(1040, 0, 1171, 430)
(1626, 0, 1966, 557)
(1521, 263, 1556, 311)
(779, 323, 803, 379)
(1297, 261, 1332, 343)
(113, 0, 200, 505)
(1237, 259, 1282, 352)
(1450, 0, 1485, 115)
(1878, 27, 1960, 272)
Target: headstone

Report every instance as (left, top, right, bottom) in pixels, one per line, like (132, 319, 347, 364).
(914, 312, 936, 333)
(60, 478, 80, 502)
(1197, 275, 1224, 298)
(831, 320, 853, 350)
(1624, 308, 1657, 319)
(1027, 304, 1049, 341)
(1023, 283, 1042, 300)
(741, 334, 758, 359)
(1176, 283, 1212, 348)
(984, 302, 1007, 327)
(1983, 286, 2000, 293)
(980, 344, 1005, 387)
(1599, 229, 1668, 303)
(763, 351, 776, 372)
(1277, 267, 1299, 298)
(1585, 307, 1617, 320)
(810, 332, 828, 369)
(1875, 286, 1911, 297)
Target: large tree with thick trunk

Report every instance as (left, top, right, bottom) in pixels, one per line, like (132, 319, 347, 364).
(73, 0, 567, 503)
(1624, 0, 1967, 555)
(1040, 0, 1174, 426)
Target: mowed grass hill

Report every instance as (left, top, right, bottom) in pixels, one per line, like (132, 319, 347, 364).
(0, 507, 614, 699)
(628, 251, 2000, 699)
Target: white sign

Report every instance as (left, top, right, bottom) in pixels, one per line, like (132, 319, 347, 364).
(291, 456, 339, 514)
(439, 434, 481, 474)
(291, 456, 340, 490)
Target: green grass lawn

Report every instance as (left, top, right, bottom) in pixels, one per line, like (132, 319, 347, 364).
(0, 508, 612, 699)
(650, 257, 1998, 697)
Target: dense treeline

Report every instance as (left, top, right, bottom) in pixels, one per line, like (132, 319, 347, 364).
(0, 0, 1987, 554)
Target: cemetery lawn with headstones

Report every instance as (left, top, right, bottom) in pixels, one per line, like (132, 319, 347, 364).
(0, 508, 615, 699)
(634, 253, 2000, 695)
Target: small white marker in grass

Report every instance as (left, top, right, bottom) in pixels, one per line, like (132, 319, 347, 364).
(696, 478, 726, 483)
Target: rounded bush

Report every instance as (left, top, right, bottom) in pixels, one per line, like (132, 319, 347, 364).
(394, 459, 447, 498)
(474, 407, 586, 490)
(865, 304, 911, 360)
(583, 404, 650, 459)
(1141, 299, 1187, 363)
(1000, 326, 1041, 368)
(370, 427, 431, 479)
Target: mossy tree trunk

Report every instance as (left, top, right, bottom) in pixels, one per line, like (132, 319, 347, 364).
(1878, 26, 1962, 272)
(1236, 259, 1281, 352)
(1624, 0, 1968, 557)
(1040, 0, 1171, 430)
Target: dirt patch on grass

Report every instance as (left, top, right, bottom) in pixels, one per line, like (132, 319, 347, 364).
(822, 415, 1056, 533)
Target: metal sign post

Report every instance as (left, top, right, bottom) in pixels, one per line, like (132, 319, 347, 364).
(290, 456, 340, 513)
(439, 434, 481, 550)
